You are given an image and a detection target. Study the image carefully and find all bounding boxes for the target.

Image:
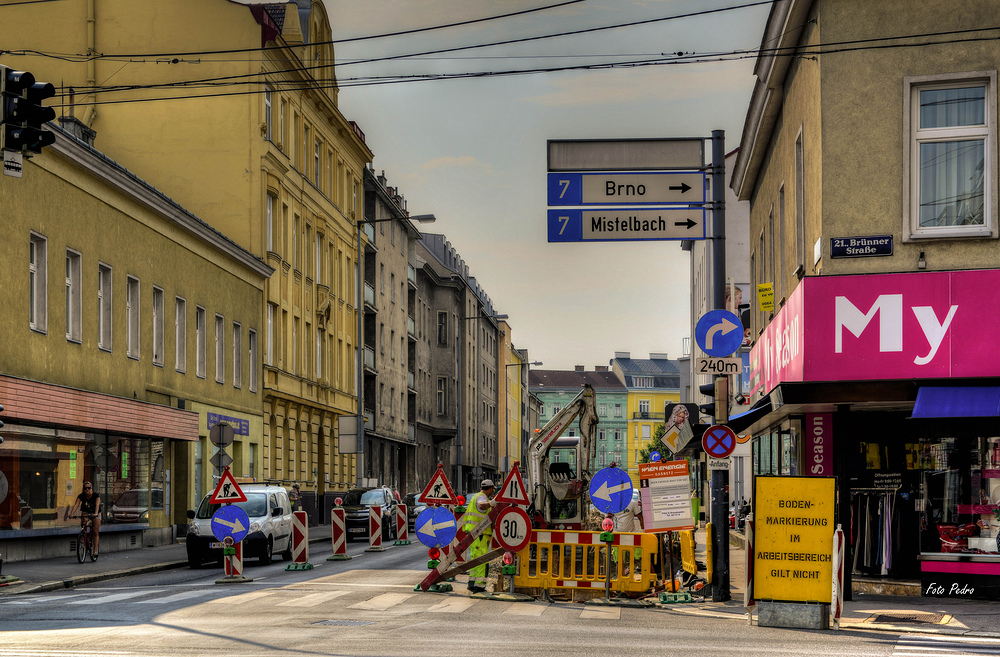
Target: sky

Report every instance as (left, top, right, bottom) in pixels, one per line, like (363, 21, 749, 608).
(325, 0, 772, 371)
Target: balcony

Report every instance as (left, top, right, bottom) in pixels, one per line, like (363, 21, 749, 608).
(363, 346, 375, 371)
(407, 316, 415, 338)
(408, 423, 415, 443)
(407, 263, 417, 288)
(633, 411, 664, 420)
(363, 222, 375, 243)
(364, 281, 375, 308)
(407, 370, 415, 390)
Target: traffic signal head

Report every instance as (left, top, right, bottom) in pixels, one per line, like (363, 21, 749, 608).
(1, 66, 56, 154)
(698, 378, 730, 423)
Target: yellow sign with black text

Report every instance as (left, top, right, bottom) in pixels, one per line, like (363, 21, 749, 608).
(753, 476, 836, 602)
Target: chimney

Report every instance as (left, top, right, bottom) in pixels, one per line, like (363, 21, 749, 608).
(613, 352, 631, 360)
(574, 365, 585, 372)
(649, 352, 670, 360)
(595, 366, 608, 372)
(58, 116, 96, 147)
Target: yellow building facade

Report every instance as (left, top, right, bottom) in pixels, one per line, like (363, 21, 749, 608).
(1, 0, 373, 508)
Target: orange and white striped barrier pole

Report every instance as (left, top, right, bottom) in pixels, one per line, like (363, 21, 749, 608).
(328, 498, 352, 561)
(394, 504, 410, 545)
(286, 510, 313, 570)
(366, 505, 386, 552)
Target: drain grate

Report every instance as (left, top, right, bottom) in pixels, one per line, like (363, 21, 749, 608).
(310, 620, 376, 627)
(871, 612, 945, 624)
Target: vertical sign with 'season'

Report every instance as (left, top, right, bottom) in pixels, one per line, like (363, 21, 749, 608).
(806, 413, 832, 475)
(753, 476, 835, 603)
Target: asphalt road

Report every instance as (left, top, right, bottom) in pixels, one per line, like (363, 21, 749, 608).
(6, 540, 1000, 657)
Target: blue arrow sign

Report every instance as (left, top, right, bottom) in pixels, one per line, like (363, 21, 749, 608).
(211, 505, 250, 543)
(650, 450, 662, 462)
(589, 467, 634, 514)
(415, 507, 457, 549)
(695, 309, 744, 357)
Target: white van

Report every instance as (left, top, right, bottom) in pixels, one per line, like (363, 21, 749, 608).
(185, 483, 294, 568)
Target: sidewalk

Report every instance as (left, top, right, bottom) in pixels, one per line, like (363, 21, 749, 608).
(0, 524, 334, 595)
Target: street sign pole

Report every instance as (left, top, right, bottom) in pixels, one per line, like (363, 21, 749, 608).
(709, 129, 731, 603)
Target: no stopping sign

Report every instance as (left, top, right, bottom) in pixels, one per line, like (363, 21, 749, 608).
(493, 506, 531, 553)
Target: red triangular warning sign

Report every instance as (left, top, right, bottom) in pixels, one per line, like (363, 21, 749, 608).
(209, 468, 248, 504)
(494, 465, 530, 506)
(417, 464, 458, 506)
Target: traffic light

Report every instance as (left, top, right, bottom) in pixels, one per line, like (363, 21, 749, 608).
(698, 377, 729, 424)
(1, 66, 55, 155)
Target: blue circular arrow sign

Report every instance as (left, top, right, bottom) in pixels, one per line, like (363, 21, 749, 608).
(650, 450, 662, 462)
(589, 467, 634, 514)
(211, 505, 250, 543)
(415, 506, 457, 549)
(695, 309, 744, 357)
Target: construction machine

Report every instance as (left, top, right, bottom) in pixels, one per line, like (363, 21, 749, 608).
(526, 384, 599, 530)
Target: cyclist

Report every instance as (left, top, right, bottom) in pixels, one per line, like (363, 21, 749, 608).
(69, 482, 102, 556)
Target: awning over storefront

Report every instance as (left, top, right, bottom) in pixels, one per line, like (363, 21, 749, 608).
(727, 397, 773, 433)
(911, 386, 1000, 418)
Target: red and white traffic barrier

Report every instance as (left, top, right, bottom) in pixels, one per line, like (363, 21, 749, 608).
(328, 506, 352, 560)
(366, 506, 385, 551)
(285, 510, 312, 569)
(832, 523, 845, 630)
(394, 504, 409, 544)
(224, 541, 244, 577)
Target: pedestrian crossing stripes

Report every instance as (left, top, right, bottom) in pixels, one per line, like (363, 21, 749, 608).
(894, 634, 1000, 656)
(275, 591, 351, 607)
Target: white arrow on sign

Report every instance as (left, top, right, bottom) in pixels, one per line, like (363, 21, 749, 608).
(213, 516, 246, 534)
(705, 317, 740, 350)
(417, 516, 455, 537)
(592, 480, 631, 502)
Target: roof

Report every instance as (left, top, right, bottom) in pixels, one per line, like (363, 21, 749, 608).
(528, 370, 626, 391)
(609, 356, 681, 390)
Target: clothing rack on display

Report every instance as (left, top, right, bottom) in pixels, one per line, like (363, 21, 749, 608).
(849, 487, 906, 577)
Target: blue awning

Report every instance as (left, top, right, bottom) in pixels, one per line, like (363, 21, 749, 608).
(727, 397, 773, 433)
(911, 386, 1000, 418)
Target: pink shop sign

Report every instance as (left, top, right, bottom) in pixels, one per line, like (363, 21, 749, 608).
(750, 269, 1000, 392)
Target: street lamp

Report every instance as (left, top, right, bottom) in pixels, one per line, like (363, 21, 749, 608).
(504, 360, 541, 473)
(455, 311, 507, 493)
(356, 212, 436, 487)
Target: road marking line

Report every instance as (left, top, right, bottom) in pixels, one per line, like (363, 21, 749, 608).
(275, 591, 352, 607)
(426, 598, 475, 613)
(502, 602, 547, 616)
(580, 606, 621, 620)
(68, 590, 163, 605)
(206, 590, 276, 604)
(137, 590, 214, 605)
(347, 593, 414, 610)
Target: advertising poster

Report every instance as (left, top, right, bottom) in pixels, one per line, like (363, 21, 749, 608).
(638, 460, 694, 532)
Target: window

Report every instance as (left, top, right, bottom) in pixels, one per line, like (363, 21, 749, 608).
(905, 73, 996, 239)
(98, 263, 112, 350)
(279, 99, 286, 148)
(196, 307, 207, 378)
(634, 376, 653, 388)
(437, 378, 447, 414)
(215, 315, 225, 383)
(390, 273, 395, 303)
(795, 129, 805, 272)
(614, 404, 623, 418)
(152, 286, 164, 366)
(615, 430, 622, 442)
(315, 234, 322, 282)
(642, 425, 651, 439)
(314, 139, 321, 187)
(390, 329, 395, 361)
(175, 297, 186, 372)
(266, 303, 275, 366)
(293, 215, 299, 269)
(437, 311, 447, 345)
(315, 326, 322, 379)
(639, 400, 650, 415)
(65, 249, 81, 342)
(778, 185, 786, 294)
(327, 152, 332, 198)
(263, 86, 272, 141)
(248, 329, 258, 392)
(599, 403, 607, 417)
(553, 404, 561, 416)
(232, 322, 242, 388)
(126, 276, 140, 359)
(266, 193, 275, 252)
(29, 232, 47, 332)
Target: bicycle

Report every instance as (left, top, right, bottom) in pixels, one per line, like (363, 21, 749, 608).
(73, 514, 99, 563)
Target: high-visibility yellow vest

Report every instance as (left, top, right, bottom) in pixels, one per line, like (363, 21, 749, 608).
(463, 491, 489, 532)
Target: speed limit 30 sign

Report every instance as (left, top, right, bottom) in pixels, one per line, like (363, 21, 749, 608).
(493, 506, 532, 553)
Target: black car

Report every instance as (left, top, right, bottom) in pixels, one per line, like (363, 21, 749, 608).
(342, 487, 397, 542)
(403, 493, 427, 532)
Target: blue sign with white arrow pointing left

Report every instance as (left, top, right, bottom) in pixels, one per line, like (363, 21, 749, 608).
(211, 505, 250, 543)
(415, 507, 457, 548)
(589, 467, 634, 514)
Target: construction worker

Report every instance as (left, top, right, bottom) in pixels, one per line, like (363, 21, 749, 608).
(463, 479, 496, 593)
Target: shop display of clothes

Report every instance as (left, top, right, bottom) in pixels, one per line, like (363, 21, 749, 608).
(851, 490, 916, 578)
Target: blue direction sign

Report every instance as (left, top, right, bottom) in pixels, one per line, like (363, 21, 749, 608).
(415, 507, 457, 549)
(695, 309, 744, 357)
(650, 450, 662, 462)
(211, 505, 250, 544)
(548, 208, 705, 243)
(547, 171, 707, 207)
(702, 425, 738, 459)
(589, 467, 634, 514)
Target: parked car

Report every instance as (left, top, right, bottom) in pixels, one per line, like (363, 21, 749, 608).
(111, 488, 163, 523)
(185, 483, 293, 568)
(403, 493, 427, 532)
(342, 486, 397, 542)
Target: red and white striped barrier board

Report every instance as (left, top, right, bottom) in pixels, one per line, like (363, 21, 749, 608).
(366, 506, 385, 551)
(224, 542, 243, 577)
(533, 531, 643, 547)
(396, 504, 408, 542)
(330, 507, 348, 557)
(292, 510, 309, 563)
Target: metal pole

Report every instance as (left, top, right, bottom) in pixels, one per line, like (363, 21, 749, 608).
(709, 129, 731, 602)
(356, 222, 365, 487)
(455, 319, 463, 493)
